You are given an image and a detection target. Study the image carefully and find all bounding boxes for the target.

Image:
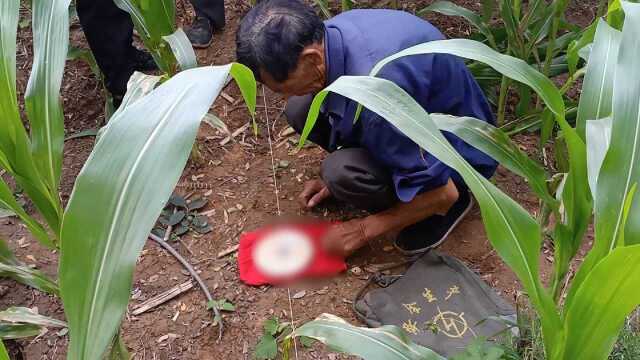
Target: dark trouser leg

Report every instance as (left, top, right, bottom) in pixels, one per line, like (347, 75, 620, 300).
(285, 95, 333, 151)
(321, 149, 398, 213)
(76, 0, 135, 96)
(190, 0, 226, 28)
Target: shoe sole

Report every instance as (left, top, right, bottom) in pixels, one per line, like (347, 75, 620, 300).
(394, 195, 475, 257)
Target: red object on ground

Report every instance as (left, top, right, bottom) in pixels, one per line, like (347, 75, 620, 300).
(238, 222, 347, 286)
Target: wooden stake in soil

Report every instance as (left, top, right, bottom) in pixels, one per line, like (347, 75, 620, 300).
(131, 281, 194, 315)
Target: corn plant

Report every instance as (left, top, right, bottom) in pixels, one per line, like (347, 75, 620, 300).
(297, 2, 640, 359)
(114, 0, 197, 76)
(1, 0, 257, 358)
(421, 0, 581, 128)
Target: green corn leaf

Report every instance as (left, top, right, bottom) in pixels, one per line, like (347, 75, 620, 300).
(567, 21, 597, 75)
(368, 39, 565, 118)
(59, 64, 255, 360)
(585, 117, 612, 201)
(24, 0, 71, 192)
(595, 0, 640, 258)
(114, 0, 177, 74)
(566, 0, 640, 314)
(162, 28, 197, 70)
(430, 114, 555, 205)
(563, 245, 640, 359)
(419, 1, 497, 48)
(0, 307, 66, 328)
(0, 0, 62, 237)
(0, 340, 8, 360)
(302, 76, 561, 355)
(291, 314, 445, 360)
(0, 238, 58, 295)
(0, 324, 40, 340)
(0, 177, 51, 247)
(575, 20, 621, 139)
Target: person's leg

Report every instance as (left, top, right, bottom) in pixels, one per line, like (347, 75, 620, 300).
(76, 0, 135, 99)
(285, 95, 333, 151)
(190, 0, 225, 29)
(320, 148, 398, 213)
(186, 0, 225, 48)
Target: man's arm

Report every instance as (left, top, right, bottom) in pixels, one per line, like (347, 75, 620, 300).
(323, 179, 459, 257)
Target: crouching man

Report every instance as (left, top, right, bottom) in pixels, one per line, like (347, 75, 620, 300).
(236, 0, 497, 258)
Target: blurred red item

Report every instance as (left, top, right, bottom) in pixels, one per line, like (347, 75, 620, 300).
(238, 222, 346, 286)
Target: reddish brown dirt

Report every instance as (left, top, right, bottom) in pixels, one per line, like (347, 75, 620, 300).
(1, 1, 599, 359)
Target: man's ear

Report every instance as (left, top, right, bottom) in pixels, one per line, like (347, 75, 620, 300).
(300, 46, 324, 71)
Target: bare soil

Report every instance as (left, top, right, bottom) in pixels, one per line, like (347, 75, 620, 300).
(1, 1, 598, 359)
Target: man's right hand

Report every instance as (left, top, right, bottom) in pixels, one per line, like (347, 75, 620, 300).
(298, 179, 331, 209)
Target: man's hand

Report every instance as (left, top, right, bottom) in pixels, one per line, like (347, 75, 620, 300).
(298, 179, 331, 209)
(322, 218, 382, 258)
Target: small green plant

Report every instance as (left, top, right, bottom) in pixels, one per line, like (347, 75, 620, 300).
(255, 317, 293, 360)
(152, 194, 213, 240)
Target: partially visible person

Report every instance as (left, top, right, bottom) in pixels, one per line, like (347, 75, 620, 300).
(77, 0, 225, 107)
(76, 0, 157, 107)
(185, 0, 226, 48)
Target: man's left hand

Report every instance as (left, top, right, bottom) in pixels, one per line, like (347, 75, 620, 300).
(322, 218, 382, 258)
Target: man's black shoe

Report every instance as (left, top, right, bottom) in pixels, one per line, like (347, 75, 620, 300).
(185, 16, 213, 48)
(394, 187, 473, 256)
(132, 48, 158, 72)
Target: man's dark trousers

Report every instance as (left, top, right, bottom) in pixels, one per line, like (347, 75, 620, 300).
(76, 0, 224, 96)
(285, 95, 399, 214)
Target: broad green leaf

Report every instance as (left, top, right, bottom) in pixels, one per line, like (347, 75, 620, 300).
(585, 117, 612, 200)
(0, 238, 58, 294)
(0, 324, 40, 340)
(162, 28, 197, 70)
(255, 333, 278, 359)
(567, 21, 596, 75)
(575, 20, 621, 139)
(0, 307, 66, 328)
(114, 0, 176, 74)
(291, 314, 444, 360)
(301, 76, 561, 355)
(368, 39, 565, 119)
(0, 341, 8, 360)
(59, 64, 256, 360)
(563, 245, 640, 359)
(25, 0, 71, 192)
(567, 0, 640, 314)
(0, 178, 50, 247)
(419, 2, 497, 48)
(430, 114, 555, 205)
(0, 0, 61, 237)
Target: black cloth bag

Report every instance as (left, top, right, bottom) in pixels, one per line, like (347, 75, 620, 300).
(354, 251, 516, 357)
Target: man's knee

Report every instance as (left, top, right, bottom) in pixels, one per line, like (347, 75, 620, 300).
(320, 149, 397, 212)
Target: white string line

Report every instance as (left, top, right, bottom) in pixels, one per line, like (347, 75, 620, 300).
(261, 85, 299, 360)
